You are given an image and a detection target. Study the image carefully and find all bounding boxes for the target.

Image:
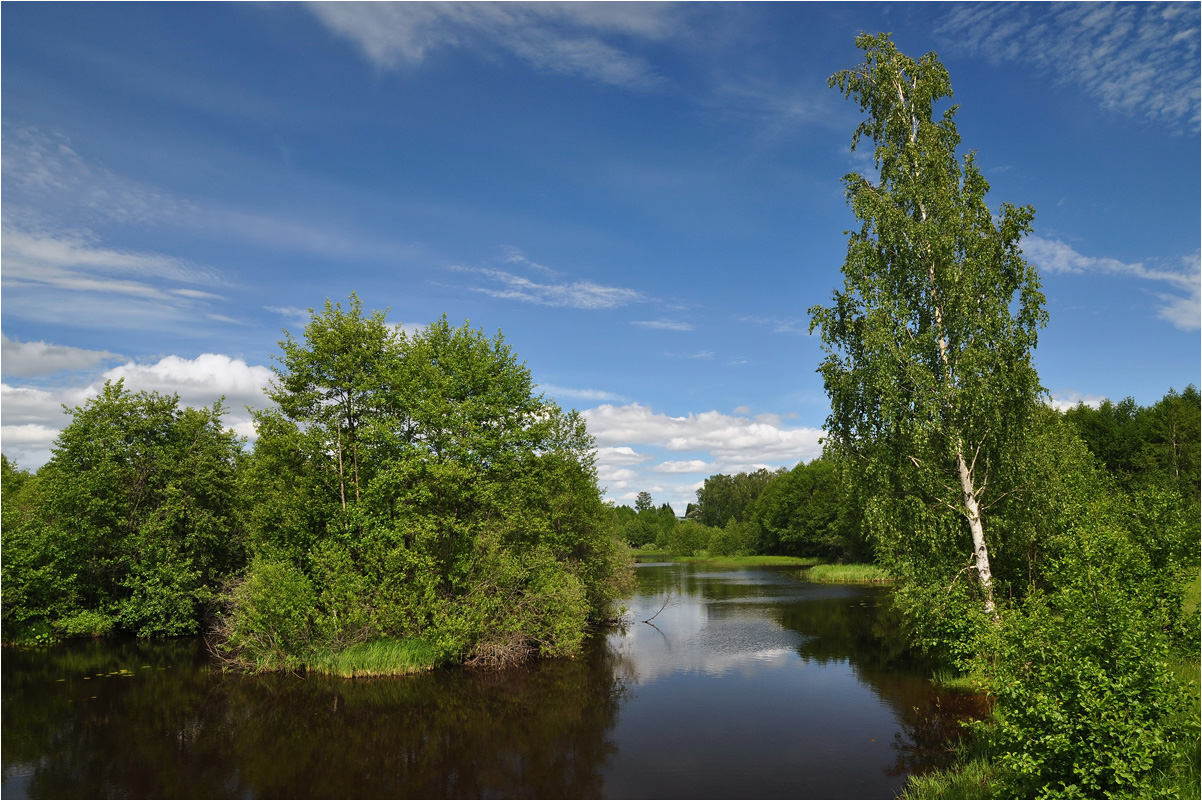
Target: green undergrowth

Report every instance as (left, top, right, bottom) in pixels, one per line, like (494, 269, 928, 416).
(804, 563, 891, 583)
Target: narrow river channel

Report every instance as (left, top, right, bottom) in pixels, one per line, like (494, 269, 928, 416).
(2, 562, 983, 799)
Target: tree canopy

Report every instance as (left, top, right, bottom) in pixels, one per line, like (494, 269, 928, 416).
(811, 32, 1046, 614)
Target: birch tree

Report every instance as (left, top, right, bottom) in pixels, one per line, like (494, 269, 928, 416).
(810, 34, 1047, 615)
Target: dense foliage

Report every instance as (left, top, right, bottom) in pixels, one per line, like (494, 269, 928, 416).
(1, 297, 632, 673)
(2, 383, 244, 641)
(222, 298, 632, 670)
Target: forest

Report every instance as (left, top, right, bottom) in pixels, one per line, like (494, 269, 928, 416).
(2, 31, 1200, 801)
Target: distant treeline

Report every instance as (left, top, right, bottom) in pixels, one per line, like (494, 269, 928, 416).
(614, 386, 1201, 564)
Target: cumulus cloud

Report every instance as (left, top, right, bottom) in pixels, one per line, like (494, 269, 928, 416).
(307, 1, 677, 88)
(938, 2, 1200, 131)
(1, 333, 122, 377)
(0, 354, 274, 471)
(1023, 237, 1200, 330)
(584, 403, 823, 466)
(1046, 391, 1108, 412)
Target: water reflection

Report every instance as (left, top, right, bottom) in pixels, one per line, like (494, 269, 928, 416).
(2, 637, 628, 798)
(2, 563, 982, 799)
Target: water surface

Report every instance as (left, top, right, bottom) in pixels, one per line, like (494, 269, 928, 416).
(2, 563, 982, 798)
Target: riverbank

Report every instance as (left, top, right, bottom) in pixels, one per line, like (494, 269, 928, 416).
(903, 572, 1202, 799)
(630, 551, 893, 582)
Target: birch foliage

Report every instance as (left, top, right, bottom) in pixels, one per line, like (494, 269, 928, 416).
(810, 34, 1047, 613)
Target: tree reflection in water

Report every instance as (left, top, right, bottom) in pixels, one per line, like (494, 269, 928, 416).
(2, 635, 629, 798)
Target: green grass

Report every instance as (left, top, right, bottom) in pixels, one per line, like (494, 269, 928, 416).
(671, 554, 823, 567)
(804, 562, 892, 583)
(304, 637, 445, 678)
(901, 753, 999, 800)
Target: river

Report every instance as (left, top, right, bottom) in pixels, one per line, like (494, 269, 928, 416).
(1, 562, 983, 798)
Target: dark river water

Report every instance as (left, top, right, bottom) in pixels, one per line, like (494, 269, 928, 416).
(2, 563, 984, 799)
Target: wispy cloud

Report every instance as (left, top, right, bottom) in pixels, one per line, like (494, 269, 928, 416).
(742, 315, 809, 335)
(539, 383, 629, 403)
(1023, 236, 1200, 330)
(938, 2, 1200, 131)
(0, 228, 228, 327)
(632, 319, 694, 331)
(306, 2, 679, 88)
(450, 262, 645, 310)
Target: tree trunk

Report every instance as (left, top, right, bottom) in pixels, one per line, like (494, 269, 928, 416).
(956, 450, 996, 617)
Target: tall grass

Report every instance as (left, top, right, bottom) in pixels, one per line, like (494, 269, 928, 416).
(804, 563, 891, 583)
(304, 637, 445, 678)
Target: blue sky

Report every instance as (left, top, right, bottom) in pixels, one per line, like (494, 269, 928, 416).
(2, 2, 1199, 511)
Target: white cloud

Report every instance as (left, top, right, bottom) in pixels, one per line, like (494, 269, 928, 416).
(0, 354, 274, 471)
(539, 384, 629, 403)
(632, 319, 694, 331)
(0, 227, 232, 330)
(582, 403, 822, 509)
(584, 403, 823, 466)
(104, 353, 273, 412)
(938, 3, 1200, 131)
(652, 459, 716, 474)
(1023, 237, 1200, 330)
(306, 2, 677, 88)
(1, 333, 122, 377)
(451, 263, 646, 310)
(1047, 391, 1108, 412)
(594, 445, 653, 466)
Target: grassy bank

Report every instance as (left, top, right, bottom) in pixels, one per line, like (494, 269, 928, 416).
(804, 563, 892, 583)
(671, 554, 822, 567)
(303, 637, 446, 678)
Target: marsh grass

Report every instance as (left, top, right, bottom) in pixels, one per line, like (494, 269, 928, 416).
(804, 563, 891, 583)
(305, 637, 445, 678)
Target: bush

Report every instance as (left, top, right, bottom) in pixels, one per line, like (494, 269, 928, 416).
(975, 508, 1197, 799)
(222, 559, 316, 671)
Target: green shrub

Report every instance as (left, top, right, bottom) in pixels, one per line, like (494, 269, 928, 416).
(223, 559, 316, 671)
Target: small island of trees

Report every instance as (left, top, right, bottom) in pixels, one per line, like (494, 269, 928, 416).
(2, 297, 633, 675)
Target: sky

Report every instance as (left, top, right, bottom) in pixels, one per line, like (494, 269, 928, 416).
(2, 2, 1199, 512)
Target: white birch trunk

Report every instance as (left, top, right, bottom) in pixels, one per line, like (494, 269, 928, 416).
(956, 450, 996, 616)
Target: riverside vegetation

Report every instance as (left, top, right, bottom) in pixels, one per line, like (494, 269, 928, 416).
(2, 299, 633, 674)
(3, 32, 1199, 801)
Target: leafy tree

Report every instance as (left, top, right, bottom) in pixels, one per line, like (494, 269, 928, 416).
(695, 469, 778, 528)
(225, 302, 631, 669)
(634, 491, 653, 512)
(270, 293, 397, 510)
(749, 459, 842, 558)
(3, 381, 245, 639)
(811, 33, 1046, 615)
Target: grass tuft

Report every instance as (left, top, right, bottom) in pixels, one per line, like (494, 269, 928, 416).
(304, 637, 445, 678)
(804, 563, 892, 583)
